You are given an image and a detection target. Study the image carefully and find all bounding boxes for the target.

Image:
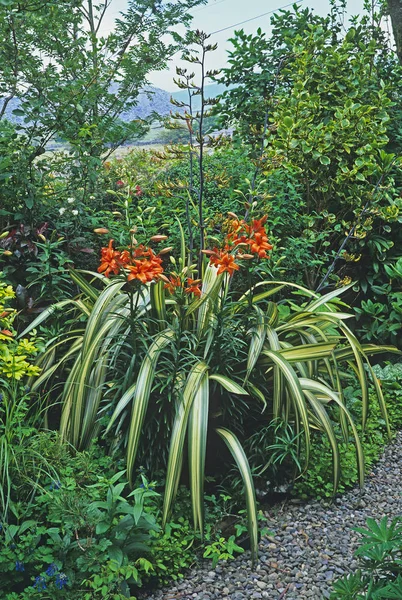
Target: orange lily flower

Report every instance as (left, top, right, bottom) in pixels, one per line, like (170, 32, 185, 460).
(249, 232, 273, 258)
(210, 251, 240, 276)
(185, 278, 202, 297)
(98, 240, 122, 277)
(164, 275, 182, 294)
(126, 257, 163, 284)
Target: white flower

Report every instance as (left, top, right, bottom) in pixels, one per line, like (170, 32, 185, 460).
(72, 210, 78, 216)
(89, 195, 95, 200)
(59, 207, 66, 215)
(67, 197, 75, 204)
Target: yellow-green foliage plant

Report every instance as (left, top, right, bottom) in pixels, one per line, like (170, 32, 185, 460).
(21, 220, 399, 563)
(0, 277, 41, 381)
(0, 274, 49, 519)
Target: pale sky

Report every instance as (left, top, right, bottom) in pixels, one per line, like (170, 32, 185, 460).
(103, 0, 372, 91)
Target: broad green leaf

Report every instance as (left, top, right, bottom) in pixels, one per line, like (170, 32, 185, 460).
(209, 374, 248, 395)
(163, 361, 209, 526)
(262, 350, 310, 466)
(188, 368, 210, 533)
(216, 427, 258, 566)
(127, 329, 175, 485)
(277, 342, 336, 362)
(299, 378, 365, 488)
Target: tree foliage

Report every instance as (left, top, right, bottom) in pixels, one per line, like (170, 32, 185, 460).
(217, 2, 402, 344)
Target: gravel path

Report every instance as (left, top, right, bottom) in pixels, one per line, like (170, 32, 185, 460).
(143, 432, 402, 600)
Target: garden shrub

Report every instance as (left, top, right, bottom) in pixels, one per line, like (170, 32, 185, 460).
(218, 3, 402, 347)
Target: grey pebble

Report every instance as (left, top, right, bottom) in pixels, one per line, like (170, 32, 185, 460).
(141, 432, 402, 600)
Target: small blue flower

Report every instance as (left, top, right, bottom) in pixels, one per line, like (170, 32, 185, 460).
(55, 572, 68, 590)
(45, 563, 58, 577)
(15, 560, 25, 572)
(33, 576, 47, 591)
(49, 480, 61, 491)
(0, 393, 3, 401)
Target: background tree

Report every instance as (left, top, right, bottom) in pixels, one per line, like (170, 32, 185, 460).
(0, 0, 206, 209)
(216, 2, 402, 344)
(387, 0, 402, 63)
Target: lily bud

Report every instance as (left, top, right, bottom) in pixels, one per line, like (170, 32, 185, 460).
(0, 329, 13, 337)
(2, 250, 12, 256)
(38, 234, 46, 242)
(150, 235, 168, 242)
(159, 246, 173, 255)
(93, 228, 109, 234)
(0, 231, 9, 239)
(201, 249, 216, 256)
(238, 254, 254, 260)
(227, 212, 238, 219)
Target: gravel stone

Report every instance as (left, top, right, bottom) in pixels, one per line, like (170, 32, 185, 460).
(141, 432, 402, 599)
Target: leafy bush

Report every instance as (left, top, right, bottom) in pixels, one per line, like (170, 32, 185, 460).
(217, 3, 402, 346)
(21, 211, 399, 562)
(0, 442, 159, 599)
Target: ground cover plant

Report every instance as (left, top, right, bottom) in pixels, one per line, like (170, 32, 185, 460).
(330, 516, 402, 599)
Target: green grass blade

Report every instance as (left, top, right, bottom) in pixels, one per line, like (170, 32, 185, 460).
(277, 342, 337, 362)
(18, 299, 80, 338)
(195, 264, 221, 337)
(246, 306, 266, 378)
(364, 358, 391, 438)
(339, 325, 369, 430)
(69, 269, 100, 302)
(246, 382, 267, 412)
(238, 279, 318, 307)
(306, 283, 354, 312)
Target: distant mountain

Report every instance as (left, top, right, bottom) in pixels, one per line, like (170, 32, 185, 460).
(2, 83, 229, 126)
(2, 83, 229, 147)
(2, 85, 173, 127)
